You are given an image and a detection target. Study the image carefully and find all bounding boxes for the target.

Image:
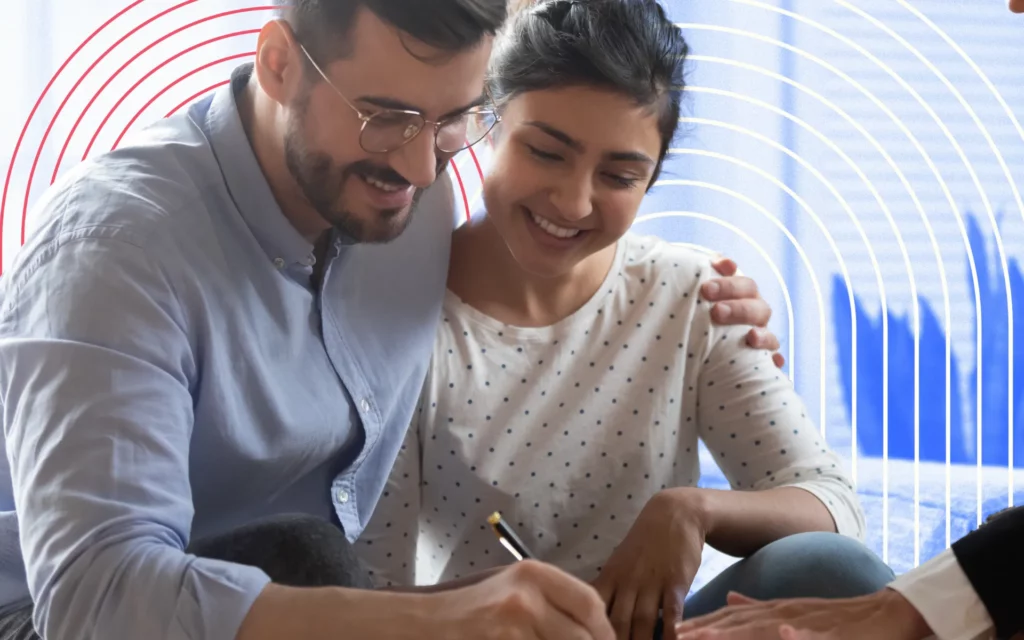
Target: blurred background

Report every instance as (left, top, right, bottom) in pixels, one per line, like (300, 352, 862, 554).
(2, 0, 1022, 585)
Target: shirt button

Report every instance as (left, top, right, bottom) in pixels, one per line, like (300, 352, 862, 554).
(304, 254, 316, 266)
(273, 257, 285, 269)
(337, 489, 350, 504)
(360, 398, 371, 413)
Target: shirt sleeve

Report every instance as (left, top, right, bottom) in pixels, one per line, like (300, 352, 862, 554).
(356, 393, 424, 588)
(692, 306, 866, 540)
(888, 549, 995, 640)
(0, 234, 271, 640)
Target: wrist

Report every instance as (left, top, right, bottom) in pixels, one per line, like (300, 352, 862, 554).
(658, 487, 714, 537)
(877, 588, 933, 640)
(377, 591, 449, 640)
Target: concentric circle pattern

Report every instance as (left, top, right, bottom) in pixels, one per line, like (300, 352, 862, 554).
(3, 0, 1023, 579)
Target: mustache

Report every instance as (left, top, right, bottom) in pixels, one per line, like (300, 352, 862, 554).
(345, 156, 453, 188)
(346, 161, 410, 187)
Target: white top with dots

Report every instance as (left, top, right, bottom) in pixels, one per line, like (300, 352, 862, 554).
(358, 233, 865, 587)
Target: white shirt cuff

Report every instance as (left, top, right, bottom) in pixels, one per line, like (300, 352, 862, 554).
(888, 549, 995, 640)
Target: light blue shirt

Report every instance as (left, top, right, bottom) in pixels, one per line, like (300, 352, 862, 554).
(0, 64, 453, 640)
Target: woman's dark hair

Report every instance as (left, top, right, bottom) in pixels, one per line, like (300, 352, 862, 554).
(276, 0, 507, 63)
(488, 0, 688, 187)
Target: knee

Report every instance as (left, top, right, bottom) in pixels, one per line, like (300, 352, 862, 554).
(750, 532, 894, 599)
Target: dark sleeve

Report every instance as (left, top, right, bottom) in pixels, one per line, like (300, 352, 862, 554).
(951, 505, 1024, 639)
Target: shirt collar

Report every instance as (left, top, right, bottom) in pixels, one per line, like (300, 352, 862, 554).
(200, 63, 316, 269)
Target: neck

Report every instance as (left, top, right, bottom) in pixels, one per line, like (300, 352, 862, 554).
(448, 216, 616, 327)
(238, 81, 330, 244)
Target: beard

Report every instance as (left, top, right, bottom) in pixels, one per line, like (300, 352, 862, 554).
(282, 101, 439, 244)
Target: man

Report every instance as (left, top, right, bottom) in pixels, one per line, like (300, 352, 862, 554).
(0, 1, 779, 639)
(675, 3, 1023, 638)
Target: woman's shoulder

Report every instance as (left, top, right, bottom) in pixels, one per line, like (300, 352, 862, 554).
(619, 232, 721, 291)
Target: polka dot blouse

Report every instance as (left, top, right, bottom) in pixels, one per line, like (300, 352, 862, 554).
(358, 233, 865, 588)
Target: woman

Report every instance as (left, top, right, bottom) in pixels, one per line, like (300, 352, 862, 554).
(359, 1, 892, 638)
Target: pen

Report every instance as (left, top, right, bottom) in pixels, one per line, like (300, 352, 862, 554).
(487, 511, 534, 561)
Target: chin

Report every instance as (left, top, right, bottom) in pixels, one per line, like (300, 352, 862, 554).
(327, 204, 414, 244)
(364, 209, 414, 243)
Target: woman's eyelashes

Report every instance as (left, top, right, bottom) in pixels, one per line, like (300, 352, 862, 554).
(606, 174, 641, 189)
(524, 144, 642, 190)
(525, 143, 562, 161)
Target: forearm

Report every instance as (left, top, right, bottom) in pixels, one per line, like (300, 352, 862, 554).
(380, 567, 504, 594)
(872, 589, 935, 640)
(681, 486, 836, 557)
(238, 583, 433, 640)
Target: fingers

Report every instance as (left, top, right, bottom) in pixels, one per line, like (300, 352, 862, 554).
(676, 620, 791, 640)
(701, 275, 757, 304)
(725, 592, 759, 606)
(745, 327, 780, 352)
(673, 602, 759, 634)
(779, 625, 822, 640)
(608, 588, 637, 640)
(675, 624, 724, 640)
(778, 626, 803, 640)
(517, 561, 614, 640)
(710, 299, 773, 329)
(772, 352, 786, 370)
(711, 257, 738, 277)
(533, 598, 603, 640)
(662, 586, 686, 629)
(593, 575, 614, 612)
(630, 590, 661, 640)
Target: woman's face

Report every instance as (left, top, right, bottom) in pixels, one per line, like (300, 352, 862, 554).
(482, 86, 664, 279)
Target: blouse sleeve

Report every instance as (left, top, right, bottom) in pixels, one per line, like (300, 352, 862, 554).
(356, 393, 425, 587)
(692, 304, 866, 541)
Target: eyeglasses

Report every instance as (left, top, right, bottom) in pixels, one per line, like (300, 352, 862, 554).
(298, 43, 501, 155)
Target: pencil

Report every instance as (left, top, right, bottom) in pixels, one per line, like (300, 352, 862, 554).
(487, 511, 534, 561)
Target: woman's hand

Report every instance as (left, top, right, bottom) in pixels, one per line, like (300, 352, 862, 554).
(593, 489, 708, 640)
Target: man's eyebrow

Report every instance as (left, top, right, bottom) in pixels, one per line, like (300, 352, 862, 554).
(357, 95, 487, 120)
(357, 96, 420, 112)
(441, 95, 487, 120)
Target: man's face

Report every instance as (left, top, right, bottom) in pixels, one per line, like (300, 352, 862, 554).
(281, 9, 493, 243)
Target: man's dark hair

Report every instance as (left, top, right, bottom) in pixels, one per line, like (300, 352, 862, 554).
(488, 0, 688, 187)
(275, 0, 507, 63)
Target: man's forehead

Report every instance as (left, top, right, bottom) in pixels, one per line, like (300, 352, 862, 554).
(327, 10, 492, 117)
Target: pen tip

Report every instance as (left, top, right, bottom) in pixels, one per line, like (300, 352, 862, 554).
(487, 512, 502, 525)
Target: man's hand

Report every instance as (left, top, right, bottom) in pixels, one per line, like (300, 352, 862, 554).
(705, 257, 784, 369)
(674, 590, 933, 640)
(430, 560, 615, 640)
(593, 489, 707, 640)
